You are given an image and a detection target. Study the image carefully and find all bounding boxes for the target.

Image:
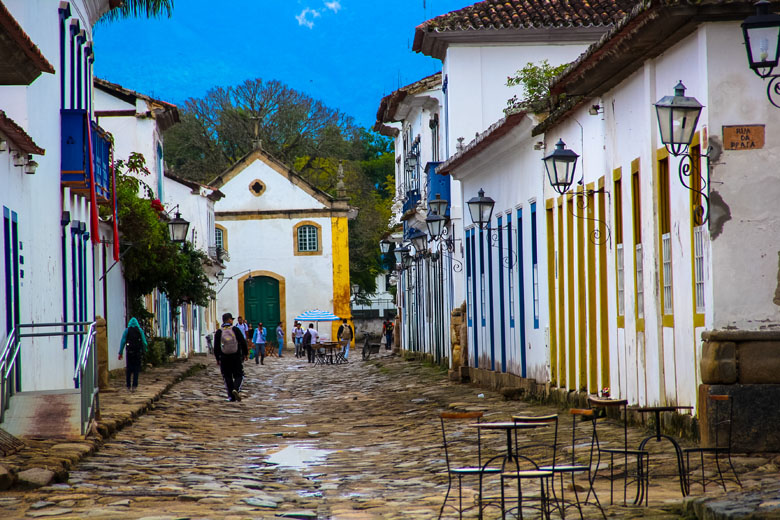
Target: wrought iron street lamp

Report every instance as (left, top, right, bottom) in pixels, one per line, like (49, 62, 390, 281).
(401, 248, 414, 269)
(408, 227, 428, 253)
(166, 204, 190, 244)
(394, 244, 410, 266)
(742, 0, 780, 78)
(742, 1, 780, 108)
(425, 211, 446, 240)
(466, 189, 495, 230)
(654, 83, 711, 225)
(216, 270, 225, 283)
(541, 140, 611, 245)
(543, 139, 580, 195)
(465, 189, 518, 265)
(654, 81, 703, 157)
(379, 239, 391, 254)
(429, 193, 448, 218)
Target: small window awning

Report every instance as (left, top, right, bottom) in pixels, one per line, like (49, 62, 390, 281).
(0, 2, 55, 85)
(0, 110, 44, 155)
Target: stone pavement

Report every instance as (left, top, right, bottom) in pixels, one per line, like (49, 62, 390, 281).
(0, 350, 777, 519)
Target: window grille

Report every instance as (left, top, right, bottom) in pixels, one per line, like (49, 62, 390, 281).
(635, 244, 644, 319)
(694, 225, 705, 313)
(617, 243, 625, 316)
(215, 228, 223, 250)
(480, 273, 486, 327)
(662, 232, 673, 314)
(532, 265, 539, 322)
(297, 225, 318, 252)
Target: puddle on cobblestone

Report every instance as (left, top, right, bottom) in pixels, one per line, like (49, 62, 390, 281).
(297, 490, 323, 498)
(265, 445, 332, 470)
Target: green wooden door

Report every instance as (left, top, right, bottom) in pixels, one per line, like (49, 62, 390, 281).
(244, 276, 280, 338)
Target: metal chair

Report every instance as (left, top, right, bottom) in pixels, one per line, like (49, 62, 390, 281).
(511, 412, 604, 520)
(439, 411, 502, 519)
(684, 394, 742, 492)
(587, 397, 650, 506)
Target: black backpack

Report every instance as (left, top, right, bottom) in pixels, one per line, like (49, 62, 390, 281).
(303, 330, 312, 346)
(126, 326, 143, 357)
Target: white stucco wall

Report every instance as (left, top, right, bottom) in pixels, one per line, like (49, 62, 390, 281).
(443, 43, 595, 155)
(0, 0, 111, 391)
(163, 175, 220, 356)
(94, 89, 165, 199)
(451, 116, 551, 380)
(702, 22, 780, 330)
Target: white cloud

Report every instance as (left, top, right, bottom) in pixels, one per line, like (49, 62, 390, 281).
(325, 1, 341, 13)
(296, 7, 320, 29)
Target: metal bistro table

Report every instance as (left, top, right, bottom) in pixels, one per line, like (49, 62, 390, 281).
(315, 342, 341, 365)
(470, 421, 551, 519)
(628, 405, 694, 504)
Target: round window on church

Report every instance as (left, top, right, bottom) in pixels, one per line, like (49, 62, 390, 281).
(249, 179, 266, 197)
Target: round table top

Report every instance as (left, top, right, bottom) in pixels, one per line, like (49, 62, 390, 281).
(468, 422, 550, 430)
(627, 405, 693, 413)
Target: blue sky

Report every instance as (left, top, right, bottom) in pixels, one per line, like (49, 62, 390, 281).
(93, 0, 472, 129)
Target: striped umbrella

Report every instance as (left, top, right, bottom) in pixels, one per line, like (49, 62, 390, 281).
(294, 309, 341, 336)
(294, 309, 340, 322)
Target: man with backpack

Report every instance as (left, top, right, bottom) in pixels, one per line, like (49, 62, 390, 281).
(382, 320, 394, 351)
(118, 317, 148, 393)
(214, 312, 249, 402)
(303, 323, 318, 363)
(337, 318, 353, 361)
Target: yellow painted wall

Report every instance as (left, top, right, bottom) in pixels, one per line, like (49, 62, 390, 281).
(331, 216, 352, 342)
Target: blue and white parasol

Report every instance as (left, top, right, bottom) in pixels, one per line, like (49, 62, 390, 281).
(294, 309, 340, 322)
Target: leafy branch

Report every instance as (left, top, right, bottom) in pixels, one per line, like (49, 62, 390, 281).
(505, 60, 568, 114)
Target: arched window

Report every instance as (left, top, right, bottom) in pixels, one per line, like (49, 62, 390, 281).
(293, 221, 322, 255)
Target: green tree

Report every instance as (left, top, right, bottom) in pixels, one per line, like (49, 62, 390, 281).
(110, 152, 214, 333)
(505, 60, 568, 114)
(165, 78, 395, 298)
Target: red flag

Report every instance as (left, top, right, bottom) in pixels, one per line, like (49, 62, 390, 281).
(85, 113, 100, 244)
(111, 159, 120, 260)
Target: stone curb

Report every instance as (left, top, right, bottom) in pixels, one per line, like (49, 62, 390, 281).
(0, 359, 205, 490)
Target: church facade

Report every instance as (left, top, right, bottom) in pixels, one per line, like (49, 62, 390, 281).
(209, 149, 351, 344)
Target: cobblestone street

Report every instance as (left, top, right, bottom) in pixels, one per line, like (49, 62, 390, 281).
(0, 352, 775, 519)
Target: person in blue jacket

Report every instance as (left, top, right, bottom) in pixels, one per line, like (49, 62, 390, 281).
(118, 317, 147, 392)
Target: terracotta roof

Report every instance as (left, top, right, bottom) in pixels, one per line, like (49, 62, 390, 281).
(0, 110, 44, 155)
(374, 72, 442, 130)
(537, 0, 766, 135)
(413, 0, 635, 58)
(94, 78, 180, 132)
(0, 0, 55, 85)
(437, 111, 529, 175)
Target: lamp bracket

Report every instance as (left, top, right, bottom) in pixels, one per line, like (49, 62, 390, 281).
(565, 186, 613, 247)
(767, 75, 780, 109)
(480, 224, 518, 268)
(433, 249, 463, 272)
(676, 147, 711, 227)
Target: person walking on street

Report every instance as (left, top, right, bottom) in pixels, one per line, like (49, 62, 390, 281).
(118, 317, 147, 393)
(252, 322, 266, 365)
(236, 316, 249, 339)
(293, 322, 304, 358)
(276, 322, 285, 357)
(304, 323, 319, 363)
(383, 320, 394, 351)
(214, 313, 248, 401)
(337, 318, 353, 361)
